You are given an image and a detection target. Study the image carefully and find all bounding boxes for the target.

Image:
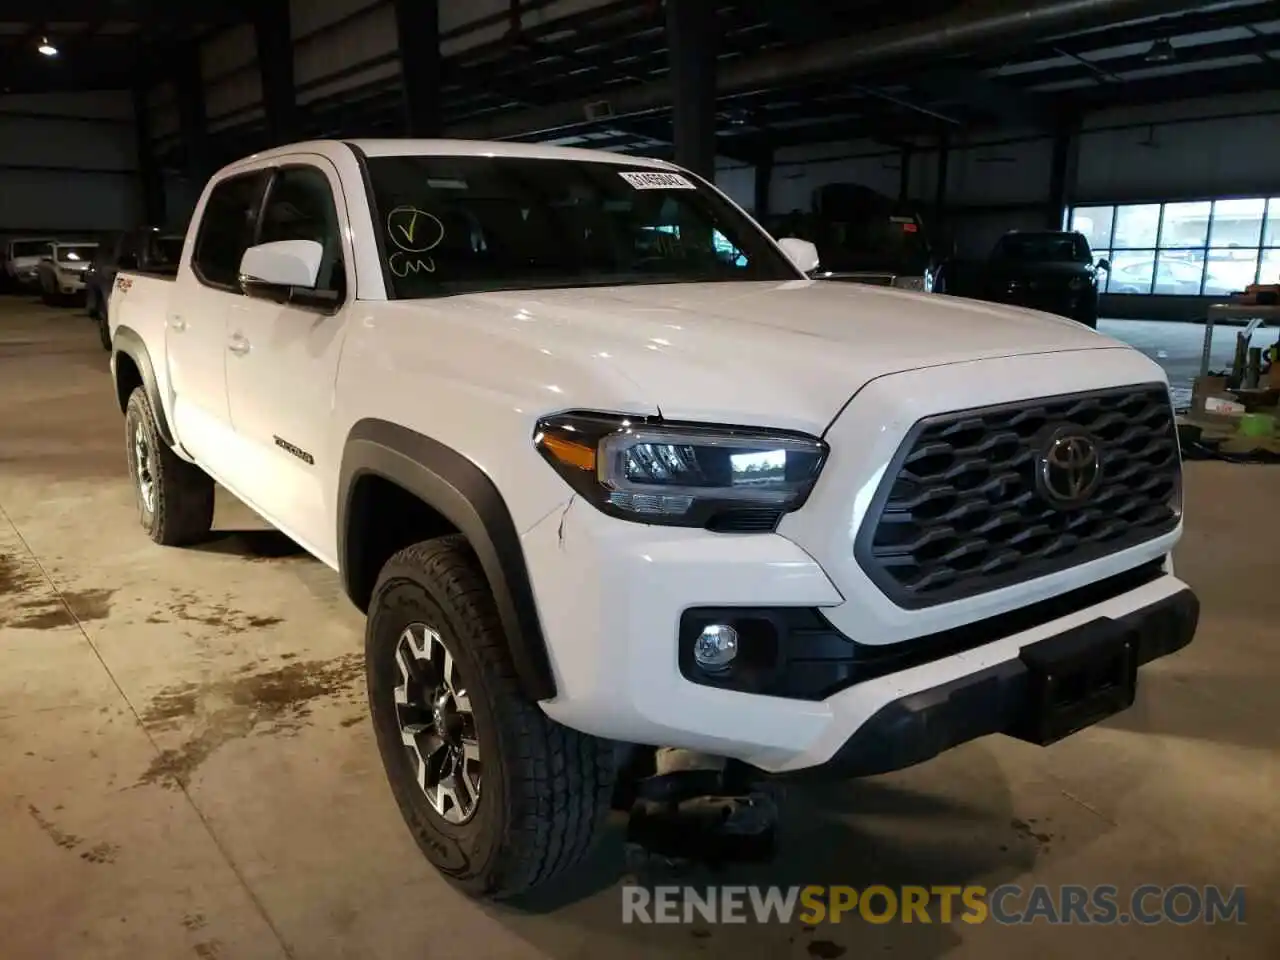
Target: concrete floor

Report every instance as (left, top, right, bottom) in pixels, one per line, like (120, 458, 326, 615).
(1, 296, 1277, 960)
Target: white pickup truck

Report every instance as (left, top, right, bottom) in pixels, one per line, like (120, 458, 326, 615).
(109, 138, 1197, 899)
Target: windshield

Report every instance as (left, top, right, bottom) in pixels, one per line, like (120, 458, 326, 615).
(364, 155, 797, 298)
(994, 233, 1090, 264)
(11, 241, 48, 258)
(56, 245, 97, 263)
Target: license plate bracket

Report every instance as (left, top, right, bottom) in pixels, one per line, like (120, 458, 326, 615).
(1011, 618, 1139, 746)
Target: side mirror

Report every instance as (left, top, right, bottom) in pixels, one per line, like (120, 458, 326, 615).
(1097, 257, 1111, 272)
(778, 237, 820, 274)
(239, 240, 323, 301)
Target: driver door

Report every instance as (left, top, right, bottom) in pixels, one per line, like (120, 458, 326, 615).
(223, 160, 354, 561)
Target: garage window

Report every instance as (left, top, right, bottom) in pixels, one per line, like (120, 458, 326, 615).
(1071, 197, 1280, 296)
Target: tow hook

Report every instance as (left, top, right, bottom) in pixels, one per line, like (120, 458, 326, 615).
(623, 748, 779, 865)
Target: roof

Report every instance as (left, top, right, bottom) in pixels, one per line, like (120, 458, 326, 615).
(220, 137, 682, 173)
(349, 138, 678, 168)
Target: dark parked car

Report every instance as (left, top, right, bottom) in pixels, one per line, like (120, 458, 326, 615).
(972, 230, 1108, 328)
(769, 184, 940, 292)
(85, 226, 184, 349)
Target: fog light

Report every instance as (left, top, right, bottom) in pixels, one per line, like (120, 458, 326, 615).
(693, 624, 739, 672)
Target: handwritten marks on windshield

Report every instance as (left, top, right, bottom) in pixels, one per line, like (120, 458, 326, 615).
(385, 205, 444, 278)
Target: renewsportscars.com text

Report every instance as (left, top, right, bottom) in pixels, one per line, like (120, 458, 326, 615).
(621, 884, 1247, 926)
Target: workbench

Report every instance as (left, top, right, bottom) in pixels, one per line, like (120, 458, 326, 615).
(1200, 302, 1280, 378)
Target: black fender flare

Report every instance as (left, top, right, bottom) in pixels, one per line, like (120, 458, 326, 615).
(337, 419, 557, 702)
(111, 325, 176, 447)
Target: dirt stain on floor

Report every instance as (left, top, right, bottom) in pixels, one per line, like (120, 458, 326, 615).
(0, 552, 41, 596)
(137, 653, 363, 789)
(2, 587, 116, 630)
(80, 841, 121, 864)
(28, 804, 83, 850)
(145, 590, 284, 633)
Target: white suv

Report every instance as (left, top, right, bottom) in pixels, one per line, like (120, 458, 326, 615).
(107, 139, 1197, 899)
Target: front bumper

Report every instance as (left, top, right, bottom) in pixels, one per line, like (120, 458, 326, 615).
(808, 586, 1197, 778)
(57, 275, 86, 295)
(524, 498, 1197, 774)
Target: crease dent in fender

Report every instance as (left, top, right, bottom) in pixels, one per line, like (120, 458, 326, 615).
(557, 495, 577, 549)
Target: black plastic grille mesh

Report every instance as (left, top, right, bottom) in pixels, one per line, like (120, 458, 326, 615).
(856, 384, 1180, 608)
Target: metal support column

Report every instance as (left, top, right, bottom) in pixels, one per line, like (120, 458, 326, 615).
(666, 0, 717, 178)
(392, 0, 442, 136)
(132, 84, 166, 226)
(255, 0, 299, 146)
(175, 51, 212, 185)
(754, 149, 773, 218)
(1047, 122, 1080, 230)
(934, 134, 950, 219)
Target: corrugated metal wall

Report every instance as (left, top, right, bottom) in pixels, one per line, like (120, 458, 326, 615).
(0, 91, 140, 234)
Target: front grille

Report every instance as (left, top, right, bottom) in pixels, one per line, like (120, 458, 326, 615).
(855, 384, 1180, 608)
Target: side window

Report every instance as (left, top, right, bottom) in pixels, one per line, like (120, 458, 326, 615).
(258, 166, 345, 296)
(193, 172, 267, 289)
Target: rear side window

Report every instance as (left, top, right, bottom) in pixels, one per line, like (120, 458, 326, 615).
(193, 172, 268, 288)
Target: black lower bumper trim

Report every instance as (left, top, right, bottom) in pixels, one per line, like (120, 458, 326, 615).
(787, 587, 1199, 780)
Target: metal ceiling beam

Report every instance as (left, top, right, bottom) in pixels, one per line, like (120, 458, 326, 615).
(1011, 32, 1280, 88)
(1063, 57, 1280, 107)
(0, 0, 253, 21)
(449, 0, 1226, 140)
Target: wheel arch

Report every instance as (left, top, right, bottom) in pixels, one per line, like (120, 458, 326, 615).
(338, 419, 557, 702)
(111, 326, 176, 447)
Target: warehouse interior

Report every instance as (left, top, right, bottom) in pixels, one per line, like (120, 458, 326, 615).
(1, 0, 1279, 957)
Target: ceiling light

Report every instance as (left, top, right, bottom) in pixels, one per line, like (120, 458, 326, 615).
(1144, 38, 1175, 63)
(37, 38, 58, 57)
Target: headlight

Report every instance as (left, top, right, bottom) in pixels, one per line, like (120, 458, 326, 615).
(892, 275, 926, 292)
(534, 412, 828, 529)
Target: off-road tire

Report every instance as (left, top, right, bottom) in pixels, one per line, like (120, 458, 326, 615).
(366, 536, 615, 900)
(124, 387, 214, 546)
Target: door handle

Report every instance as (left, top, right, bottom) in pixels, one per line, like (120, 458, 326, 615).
(169, 316, 186, 332)
(227, 334, 251, 357)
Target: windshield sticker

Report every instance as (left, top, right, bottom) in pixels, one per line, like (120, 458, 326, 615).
(426, 178, 469, 190)
(386, 205, 444, 278)
(618, 171, 696, 191)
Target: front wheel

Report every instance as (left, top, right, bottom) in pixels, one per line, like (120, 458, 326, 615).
(366, 536, 615, 900)
(123, 387, 214, 545)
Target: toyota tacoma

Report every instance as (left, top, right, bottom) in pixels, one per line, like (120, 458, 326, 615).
(108, 139, 1197, 899)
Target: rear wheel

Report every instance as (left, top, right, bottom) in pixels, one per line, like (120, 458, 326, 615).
(366, 536, 615, 900)
(124, 387, 214, 545)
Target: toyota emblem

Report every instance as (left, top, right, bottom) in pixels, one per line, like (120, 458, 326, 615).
(1038, 428, 1102, 506)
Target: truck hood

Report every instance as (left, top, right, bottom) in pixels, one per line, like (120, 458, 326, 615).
(391, 280, 1127, 433)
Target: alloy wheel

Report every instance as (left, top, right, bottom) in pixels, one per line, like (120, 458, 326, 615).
(393, 623, 481, 824)
(133, 422, 155, 513)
